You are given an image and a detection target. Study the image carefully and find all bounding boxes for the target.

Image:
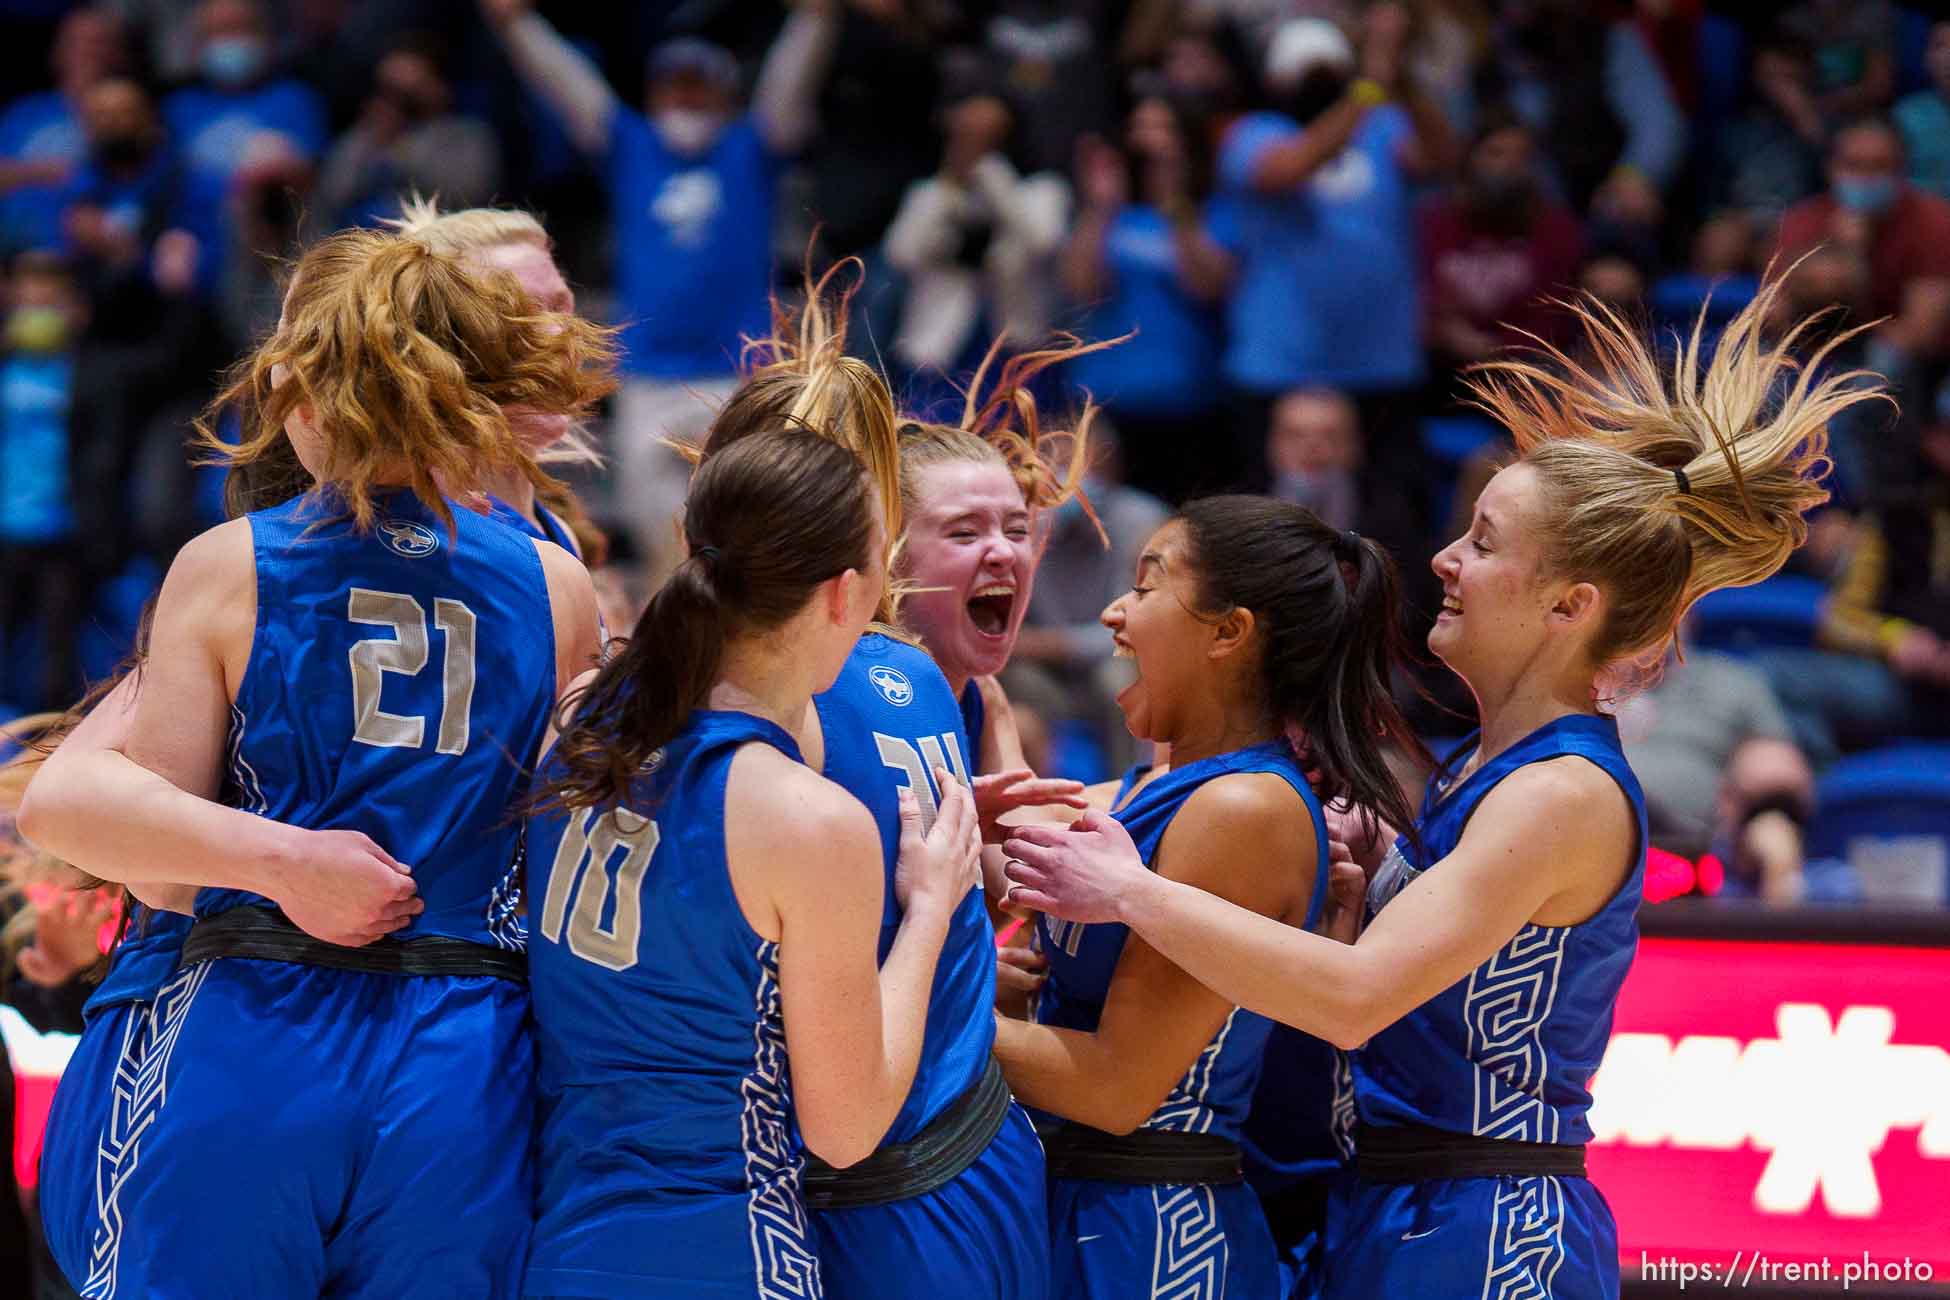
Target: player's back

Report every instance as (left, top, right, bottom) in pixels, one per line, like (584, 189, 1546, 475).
(525, 708, 822, 1298)
(198, 490, 557, 943)
(813, 632, 992, 1140)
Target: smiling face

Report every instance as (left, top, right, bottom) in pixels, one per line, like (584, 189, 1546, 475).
(1099, 519, 1230, 743)
(1428, 462, 1566, 684)
(898, 458, 1035, 685)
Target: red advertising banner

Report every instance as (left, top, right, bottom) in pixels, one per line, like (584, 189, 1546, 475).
(1589, 938, 1950, 1287)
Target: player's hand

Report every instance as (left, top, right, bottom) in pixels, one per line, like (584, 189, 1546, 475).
(17, 885, 119, 987)
(995, 942, 1047, 1000)
(272, 828, 421, 947)
(1318, 858, 1368, 946)
(894, 773, 981, 914)
(972, 768, 1087, 843)
(1001, 810, 1144, 924)
(1324, 798, 1394, 874)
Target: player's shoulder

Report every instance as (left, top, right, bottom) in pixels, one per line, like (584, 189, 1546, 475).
(1177, 768, 1315, 841)
(164, 517, 255, 592)
(730, 744, 875, 854)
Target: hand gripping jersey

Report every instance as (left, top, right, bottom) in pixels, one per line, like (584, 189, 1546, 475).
(525, 710, 822, 1300)
(62, 490, 556, 1300)
(1035, 739, 1328, 1300)
(1324, 713, 1647, 1300)
(808, 634, 1048, 1300)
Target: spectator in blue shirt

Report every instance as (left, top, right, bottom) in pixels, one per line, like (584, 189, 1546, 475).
(483, 0, 827, 575)
(1212, 7, 1453, 493)
(0, 7, 128, 258)
(1, 253, 88, 710)
(1061, 87, 1231, 504)
(162, 0, 327, 295)
(57, 79, 193, 311)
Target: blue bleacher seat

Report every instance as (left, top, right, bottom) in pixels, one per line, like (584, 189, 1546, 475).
(1687, 574, 1828, 654)
(1897, 7, 1934, 98)
(1807, 744, 1950, 904)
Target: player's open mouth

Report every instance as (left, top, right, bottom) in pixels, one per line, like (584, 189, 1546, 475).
(1111, 635, 1135, 659)
(967, 584, 1016, 638)
(1438, 594, 1463, 619)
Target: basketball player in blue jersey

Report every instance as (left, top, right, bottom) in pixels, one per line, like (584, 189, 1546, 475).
(1004, 277, 1877, 1299)
(986, 495, 1424, 1300)
(687, 310, 1081, 1299)
(389, 196, 605, 562)
(18, 227, 614, 1298)
(523, 428, 983, 1299)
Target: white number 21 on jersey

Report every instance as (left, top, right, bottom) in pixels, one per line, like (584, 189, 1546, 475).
(346, 588, 477, 755)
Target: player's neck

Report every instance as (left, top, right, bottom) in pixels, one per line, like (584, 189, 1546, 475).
(709, 642, 819, 740)
(1469, 673, 1595, 770)
(481, 468, 537, 528)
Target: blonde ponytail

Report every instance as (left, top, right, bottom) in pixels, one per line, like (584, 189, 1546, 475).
(1464, 266, 1887, 669)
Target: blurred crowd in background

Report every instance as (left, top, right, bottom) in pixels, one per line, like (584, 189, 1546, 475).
(1, 0, 1948, 911)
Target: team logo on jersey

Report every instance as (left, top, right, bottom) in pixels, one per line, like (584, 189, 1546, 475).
(868, 665, 913, 706)
(379, 518, 440, 558)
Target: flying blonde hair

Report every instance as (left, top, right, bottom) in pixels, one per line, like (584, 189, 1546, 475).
(1464, 265, 1884, 672)
(196, 227, 617, 534)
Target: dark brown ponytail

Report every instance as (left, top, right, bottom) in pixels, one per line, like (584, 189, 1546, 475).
(1176, 496, 1430, 845)
(538, 431, 879, 812)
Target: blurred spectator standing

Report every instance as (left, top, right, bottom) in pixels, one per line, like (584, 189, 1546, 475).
(883, 69, 1070, 393)
(0, 8, 129, 259)
(979, 1, 1120, 179)
(314, 32, 502, 232)
(1060, 88, 1229, 504)
(56, 79, 193, 314)
(1419, 108, 1582, 379)
(1711, 25, 1827, 222)
(485, 0, 826, 577)
(1008, 419, 1166, 773)
(1894, 20, 1950, 202)
(1778, 0, 1896, 122)
(162, 0, 328, 295)
(1213, 8, 1452, 495)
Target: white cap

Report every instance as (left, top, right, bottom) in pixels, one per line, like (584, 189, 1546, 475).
(1264, 18, 1356, 90)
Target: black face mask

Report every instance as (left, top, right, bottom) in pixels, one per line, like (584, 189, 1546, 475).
(96, 133, 151, 168)
(1277, 69, 1348, 125)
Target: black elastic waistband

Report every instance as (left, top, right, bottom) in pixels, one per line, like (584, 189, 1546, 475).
(179, 907, 527, 983)
(1041, 1123, 1244, 1186)
(1354, 1122, 1586, 1182)
(803, 1057, 1012, 1210)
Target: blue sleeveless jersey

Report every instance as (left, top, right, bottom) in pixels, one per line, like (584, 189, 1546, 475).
(525, 710, 822, 1299)
(1353, 713, 1647, 1143)
(488, 494, 580, 557)
(1036, 740, 1329, 1141)
(814, 633, 990, 1142)
(958, 679, 985, 766)
(198, 491, 555, 946)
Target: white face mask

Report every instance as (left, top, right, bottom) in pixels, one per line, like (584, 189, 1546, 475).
(655, 109, 724, 156)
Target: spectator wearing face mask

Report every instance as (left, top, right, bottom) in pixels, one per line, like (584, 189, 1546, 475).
(1418, 109, 1583, 377)
(0, 7, 128, 259)
(1776, 117, 1950, 379)
(314, 33, 502, 232)
(480, 0, 828, 577)
(1894, 20, 1950, 202)
(1211, 6, 1454, 493)
(55, 78, 194, 309)
(161, 0, 326, 295)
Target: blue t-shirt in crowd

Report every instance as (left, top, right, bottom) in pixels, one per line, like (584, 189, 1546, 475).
(0, 91, 84, 252)
(163, 78, 328, 291)
(1214, 107, 1424, 394)
(0, 352, 76, 543)
(1067, 203, 1226, 418)
(55, 149, 187, 259)
(601, 110, 778, 380)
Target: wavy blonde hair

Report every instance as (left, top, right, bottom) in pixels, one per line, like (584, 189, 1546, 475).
(196, 228, 617, 533)
(1465, 267, 1885, 671)
(0, 713, 103, 972)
